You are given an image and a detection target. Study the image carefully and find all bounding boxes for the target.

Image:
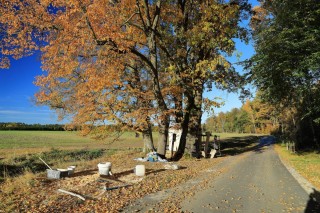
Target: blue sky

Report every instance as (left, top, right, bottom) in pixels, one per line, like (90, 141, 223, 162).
(0, 53, 64, 124)
(0, 0, 259, 124)
(202, 38, 256, 121)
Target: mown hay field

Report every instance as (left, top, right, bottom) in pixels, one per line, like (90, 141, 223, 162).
(0, 131, 145, 158)
(0, 131, 257, 157)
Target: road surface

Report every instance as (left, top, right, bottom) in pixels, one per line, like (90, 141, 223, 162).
(181, 136, 319, 212)
(122, 136, 319, 212)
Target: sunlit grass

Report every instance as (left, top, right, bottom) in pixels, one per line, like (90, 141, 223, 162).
(210, 132, 265, 139)
(0, 131, 97, 148)
(0, 131, 146, 157)
(275, 144, 320, 189)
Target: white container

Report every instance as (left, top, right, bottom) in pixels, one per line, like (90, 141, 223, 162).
(47, 169, 68, 179)
(98, 162, 112, 175)
(67, 166, 76, 175)
(135, 165, 145, 176)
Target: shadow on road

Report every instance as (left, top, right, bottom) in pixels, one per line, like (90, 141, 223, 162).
(305, 188, 320, 213)
(220, 135, 273, 156)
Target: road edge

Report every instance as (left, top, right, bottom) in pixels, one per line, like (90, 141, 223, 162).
(276, 146, 319, 195)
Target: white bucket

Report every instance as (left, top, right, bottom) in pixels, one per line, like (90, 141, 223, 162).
(67, 166, 76, 175)
(98, 162, 112, 175)
(135, 165, 145, 176)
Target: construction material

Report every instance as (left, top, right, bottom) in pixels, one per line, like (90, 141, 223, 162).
(164, 163, 180, 170)
(47, 169, 68, 179)
(58, 189, 86, 201)
(67, 166, 76, 175)
(147, 152, 158, 162)
(39, 157, 52, 170)
(103, 184, 132, 191)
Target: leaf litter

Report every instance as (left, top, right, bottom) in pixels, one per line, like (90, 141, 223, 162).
(0, 150, 225, 212)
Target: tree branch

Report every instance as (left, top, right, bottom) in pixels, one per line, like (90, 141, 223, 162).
(130, 47, 157, 73)
(151, 0, 161, 30)
(136, 0, 148, 33)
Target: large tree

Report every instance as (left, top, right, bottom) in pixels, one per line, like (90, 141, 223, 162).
(248, 0, 320, 149)
(155, 0, 251, 159)
(1, 0, 251, 158)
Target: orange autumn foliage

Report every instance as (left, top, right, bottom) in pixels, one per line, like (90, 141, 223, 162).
(1, 0, 251, 156)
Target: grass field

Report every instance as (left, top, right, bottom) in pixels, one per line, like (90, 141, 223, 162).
(275, 144, 320, 190)
(0, 131, 259, 152)
(0, 131, 146, 157)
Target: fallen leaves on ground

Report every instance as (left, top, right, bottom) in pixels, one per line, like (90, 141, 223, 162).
(0, 151, 224, 212)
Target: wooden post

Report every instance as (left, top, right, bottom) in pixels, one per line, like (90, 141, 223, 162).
(204, 132, 211, 158)
(171, 133, 176, 158)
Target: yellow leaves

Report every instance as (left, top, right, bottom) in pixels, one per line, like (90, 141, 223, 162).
(203, 98, 224, 113)
(187, 1, 241, 52)
(202, 22, 214, 33)
(192, 56, 230, 83)
(167, 64, 176, 73)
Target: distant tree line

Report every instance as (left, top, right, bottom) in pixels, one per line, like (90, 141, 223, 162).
(205, 92, 278, 135)
(0, 122, 65, 131)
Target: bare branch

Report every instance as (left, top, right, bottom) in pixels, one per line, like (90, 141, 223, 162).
(136, 0, 148, 33)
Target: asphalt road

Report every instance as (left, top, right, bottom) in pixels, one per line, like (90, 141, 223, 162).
(181, 136, 320, 213)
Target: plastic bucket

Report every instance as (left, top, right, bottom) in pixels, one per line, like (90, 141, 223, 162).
(98, 162, 112, 175)
(135, 165, 145, 176)
(67, 166, 76, 175)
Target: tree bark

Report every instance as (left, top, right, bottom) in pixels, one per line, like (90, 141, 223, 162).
(171, 90, 194, 161)
(142, 120, 155, 152)
(157, 115, 169, 158)
(172, 109, 191, 161)
(142, 0, 169, 157)
(188, 84, 203, 158)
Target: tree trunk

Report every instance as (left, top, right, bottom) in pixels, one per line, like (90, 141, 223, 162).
(127, 63, 156, 152)
(189, 84, 203, 158)
(157, 115, 169, 158)
(171, 109, 191, 161)
(309, 117, 320, 150)
(144, 0, 168, 158)
(142, 121, 155, 152)
(172, 84, 203, 160)
(251, 114, 257, 134)
(171, 92, 194, 161)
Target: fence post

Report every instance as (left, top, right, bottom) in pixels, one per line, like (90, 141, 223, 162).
(204, 132, 211, 158)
